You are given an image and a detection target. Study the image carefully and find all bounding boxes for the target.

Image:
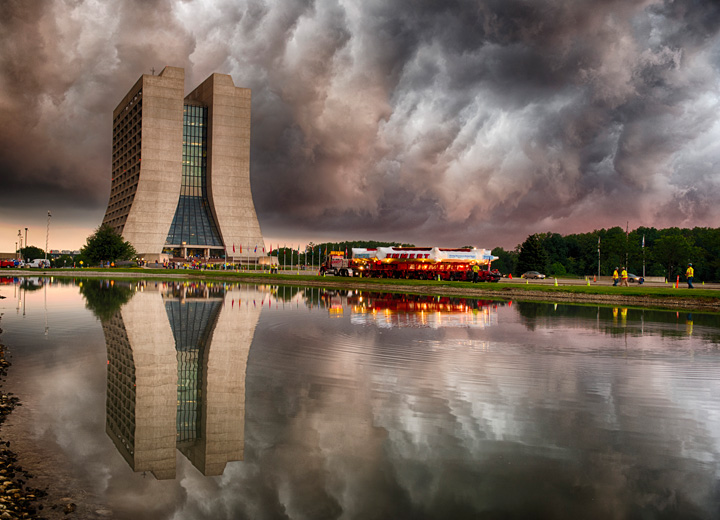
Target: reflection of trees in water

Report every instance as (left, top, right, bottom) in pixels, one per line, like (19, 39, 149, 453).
(78, 279, 134, 321)
(515, 301, 720, 341)
(18, 279, 44, 292)
(272, 285, 304, 302)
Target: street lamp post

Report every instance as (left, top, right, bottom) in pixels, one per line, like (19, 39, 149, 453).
(45, 211, 51, 262)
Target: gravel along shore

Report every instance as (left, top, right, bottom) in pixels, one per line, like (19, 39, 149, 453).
(0, 319, 78, 520)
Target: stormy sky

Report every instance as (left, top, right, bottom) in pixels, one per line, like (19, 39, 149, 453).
(2, 0, 720, 252)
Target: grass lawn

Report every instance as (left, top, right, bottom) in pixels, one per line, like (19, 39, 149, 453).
(15, 267, 719, 304)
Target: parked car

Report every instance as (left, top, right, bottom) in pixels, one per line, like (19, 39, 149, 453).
(627, 273, 644, 283)
(521, 271, 546, 279)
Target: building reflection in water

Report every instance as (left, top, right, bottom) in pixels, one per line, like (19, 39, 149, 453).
(101, 281, 260, 479)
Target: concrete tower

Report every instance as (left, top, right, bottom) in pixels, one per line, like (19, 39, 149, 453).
(102, 66, 264, 263)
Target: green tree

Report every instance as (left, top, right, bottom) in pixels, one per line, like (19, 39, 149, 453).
(649, 233, 700, 281)
(516, 234, 549, 274)
(20, 245, 45, 262)
(599, 227, 627, 274)
(51, 254, 74, 268)
(490, 247, 517, 276)
(80, 225, 136, 265)
(539, 233, 567, 272)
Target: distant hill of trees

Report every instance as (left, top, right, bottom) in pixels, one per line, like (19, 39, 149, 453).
(492, 226, 720, 281)
(267, 227, 720, 282)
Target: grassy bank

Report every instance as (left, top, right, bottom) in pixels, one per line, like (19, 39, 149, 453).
(7, 267, 720, 312)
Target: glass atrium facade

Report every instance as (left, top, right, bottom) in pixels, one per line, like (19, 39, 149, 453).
(165, 105, 223, 248)
(165, 299, 223, 445)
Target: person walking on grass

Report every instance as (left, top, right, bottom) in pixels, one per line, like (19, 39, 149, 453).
(686, 263, 694, 289)
(620, 267, 629, 287)
(612, 267, 619, 286)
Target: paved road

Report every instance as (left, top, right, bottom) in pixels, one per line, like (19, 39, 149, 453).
(501, 276, 720, 289)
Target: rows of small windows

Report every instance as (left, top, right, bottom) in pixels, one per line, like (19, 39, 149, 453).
(105, 177, 138, 225)
(113, 94, 142, 175)
(103, 193, 133, 231)
(104, 317, 137, 456)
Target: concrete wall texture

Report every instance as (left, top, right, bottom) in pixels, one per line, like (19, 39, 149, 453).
(103, 66, 265, 261)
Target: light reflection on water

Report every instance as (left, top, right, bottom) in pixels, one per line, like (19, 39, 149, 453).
(1, 277, 720, 519)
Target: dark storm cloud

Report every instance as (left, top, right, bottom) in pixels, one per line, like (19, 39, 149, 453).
(2, 0, 720, 249)
(0, 0, 196, 240)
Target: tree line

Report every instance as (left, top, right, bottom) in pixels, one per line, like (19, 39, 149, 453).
(25, 224, 719, 283)
(491, 227, 720, 281)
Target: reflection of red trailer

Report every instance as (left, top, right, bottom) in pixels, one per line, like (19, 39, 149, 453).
(350, 247, 502, 282)
(346, 292, 503, 328)
(347, 293, 499, 312)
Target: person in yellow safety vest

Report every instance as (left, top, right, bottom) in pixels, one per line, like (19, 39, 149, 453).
(620, 267, 629, 286)
(612, 267, 619, 286)
(472, 263, 480, 283)
(686, 263, 694, 289)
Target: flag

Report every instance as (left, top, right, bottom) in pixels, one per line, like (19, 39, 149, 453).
(232, 243, 235, 253)
(642, 235, 645, 248)
(254, 245, 257, 253)
(239, 244, 242, 253)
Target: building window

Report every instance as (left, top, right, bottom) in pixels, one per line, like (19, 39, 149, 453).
(166, 105, 223, 248)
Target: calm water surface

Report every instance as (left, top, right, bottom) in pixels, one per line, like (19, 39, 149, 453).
(1, 277, 720, 519)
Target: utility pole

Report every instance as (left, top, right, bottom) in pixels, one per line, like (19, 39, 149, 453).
(642, 234, 646, 279)
(597, 235, 601, 278)
(625, 221, 629, 268)
(45, 211, 51, 262)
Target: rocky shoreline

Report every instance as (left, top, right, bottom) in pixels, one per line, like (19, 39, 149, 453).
(0, 321, 76, 520)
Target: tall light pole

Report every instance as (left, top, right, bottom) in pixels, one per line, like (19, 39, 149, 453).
(45, 211, 51, 262)
(24, 228, 27, 253)
(642, 234, 646, 279)
(17, 230, 22, 260)
(625, 221, 629, 268)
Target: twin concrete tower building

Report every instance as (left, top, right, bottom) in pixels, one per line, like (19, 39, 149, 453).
(102, 66, 265, 262)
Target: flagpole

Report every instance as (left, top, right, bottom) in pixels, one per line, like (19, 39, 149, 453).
(642, 234, 645, 279)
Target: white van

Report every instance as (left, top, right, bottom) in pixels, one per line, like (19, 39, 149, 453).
(26, 259, 50, 268)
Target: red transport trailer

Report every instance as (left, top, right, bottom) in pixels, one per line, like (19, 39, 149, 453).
(320, 246, 501, 282)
